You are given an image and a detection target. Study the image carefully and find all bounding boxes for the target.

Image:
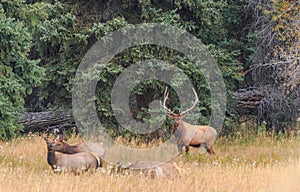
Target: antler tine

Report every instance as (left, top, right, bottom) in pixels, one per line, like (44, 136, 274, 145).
(160, 87, 176, 116)
(180, 88, 199, 115)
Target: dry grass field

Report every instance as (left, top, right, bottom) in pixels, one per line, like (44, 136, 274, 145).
(0, 134, 299, 192)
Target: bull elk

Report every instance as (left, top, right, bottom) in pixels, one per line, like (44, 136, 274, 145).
(44, 137, 100, 174)
(161, 87, 217, 155)
(52, 136, 105, 167)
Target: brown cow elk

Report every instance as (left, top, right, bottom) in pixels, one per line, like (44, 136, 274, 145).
(161, 87, 217, 155)
(44, 138, 100, 174)
(53, 136, 105, 167)
(126, 160, 181, 178)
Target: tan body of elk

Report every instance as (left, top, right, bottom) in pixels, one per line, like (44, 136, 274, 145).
(44, 138, 100, 174)
(172, 114, 217, 154)
(126, 160, 181, 178)
(161, 87, 217, 155)
(52, 138, 105, 167)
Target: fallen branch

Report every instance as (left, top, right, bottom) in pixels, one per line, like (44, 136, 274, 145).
(19, 111, 72, 133)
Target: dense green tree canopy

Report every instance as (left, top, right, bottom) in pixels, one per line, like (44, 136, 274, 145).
(0, 0, 298, 140)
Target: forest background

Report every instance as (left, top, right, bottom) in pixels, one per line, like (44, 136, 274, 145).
(0, 0, 299, 140)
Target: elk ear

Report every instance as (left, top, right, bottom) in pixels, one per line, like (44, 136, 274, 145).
(56, 134, 65, 140)
(56, 134, 68, 141)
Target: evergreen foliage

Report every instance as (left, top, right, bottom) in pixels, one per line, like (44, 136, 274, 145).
(0, 0, 298, 140)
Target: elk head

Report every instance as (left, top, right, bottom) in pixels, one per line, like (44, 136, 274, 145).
(44, 137, 55, 150)
(160, 87, 199, 132)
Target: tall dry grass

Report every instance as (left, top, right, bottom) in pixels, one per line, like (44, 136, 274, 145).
(0, 134, 299, 192)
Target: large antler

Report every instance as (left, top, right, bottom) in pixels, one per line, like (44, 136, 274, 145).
(180, 88, 199, 115)
(160, 87, 176, 116)
(160, 87, 199, 116)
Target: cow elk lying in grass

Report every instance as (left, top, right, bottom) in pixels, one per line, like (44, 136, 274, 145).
(161, 87, 217, 155)
(52, 136, 105, 167)
(126, 160, 182, 178)
(44, 137, 100, 174)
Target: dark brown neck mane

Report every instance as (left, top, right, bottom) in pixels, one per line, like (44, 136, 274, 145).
(47, 150, 57, 169)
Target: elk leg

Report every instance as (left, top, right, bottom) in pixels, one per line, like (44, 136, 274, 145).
(177, 144, 184, 154)
(209, 146, 216, 155)
(205, 145, 215, 155)
(204, 143, 209, 151)
(185, 146, 189, 154)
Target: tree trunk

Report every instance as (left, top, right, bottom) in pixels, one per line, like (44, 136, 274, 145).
(19, 111, 72, 133)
